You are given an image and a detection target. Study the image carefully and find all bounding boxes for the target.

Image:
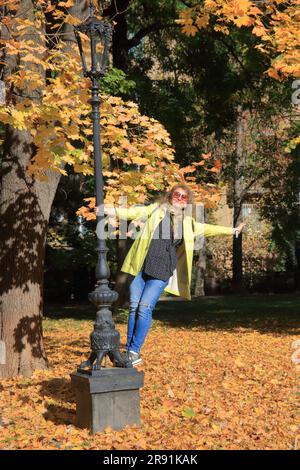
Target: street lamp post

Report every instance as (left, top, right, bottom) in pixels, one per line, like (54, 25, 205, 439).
(71, 3, 144, 433)
(74, 3, 129, 371)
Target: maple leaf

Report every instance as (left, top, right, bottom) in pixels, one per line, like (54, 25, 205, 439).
(1, 302, 298, 450)
(202, 152, 212, 159)
(59, 0, 74, 7)
(234, 16, 253, 28)
(252, 25, 267, 37)
(182, 24, 199, 37)
(196, 14, 210, 29)
(182, 408, 197, 419)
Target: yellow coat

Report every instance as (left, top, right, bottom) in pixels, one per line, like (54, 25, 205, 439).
(115, 202, 233, 300)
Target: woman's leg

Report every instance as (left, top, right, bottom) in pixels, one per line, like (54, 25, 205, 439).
(126, 270, 145, 351)
(128, 274, 169, 354)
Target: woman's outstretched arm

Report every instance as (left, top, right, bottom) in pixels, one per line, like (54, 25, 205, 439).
(193, 220, 246, 237)
(96, 202, 158, 221)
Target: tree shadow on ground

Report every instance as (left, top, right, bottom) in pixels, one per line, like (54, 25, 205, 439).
(40, 295, 300, 428)
(153, 294, 300, 336)
(45, 293, 300, 336)
(38, 378, 76, 426)
(44, 301, 129, 324)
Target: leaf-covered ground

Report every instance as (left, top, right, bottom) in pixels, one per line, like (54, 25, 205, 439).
(0, 295, 299, 450)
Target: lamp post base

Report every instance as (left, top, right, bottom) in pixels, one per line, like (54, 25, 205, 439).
(70, 368, 144, 433)
(78, 349, 132, 370)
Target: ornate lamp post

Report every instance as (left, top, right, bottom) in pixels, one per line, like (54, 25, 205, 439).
(74, 2, 130, 371)
(71, 2, 144, 434)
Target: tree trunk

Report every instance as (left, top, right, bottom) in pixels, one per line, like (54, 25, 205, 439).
(113, 238, 133, 313)
(104, 0, 131, 71)
(0, 126, 62, 377)
(295, 240, 300, 290)
(193, 242, 206, 297)
(232, 106, 248, 293)
(0, 0, 87, 378)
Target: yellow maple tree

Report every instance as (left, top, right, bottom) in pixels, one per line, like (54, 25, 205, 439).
(176, 0, 300, 153)
(0, 0, 225, 208)
(176, 0, 300, 79)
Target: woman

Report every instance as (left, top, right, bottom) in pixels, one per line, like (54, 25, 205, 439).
(103, 184, 245, 366)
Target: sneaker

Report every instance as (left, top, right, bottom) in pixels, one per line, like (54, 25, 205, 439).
(127, 350, 142, 366)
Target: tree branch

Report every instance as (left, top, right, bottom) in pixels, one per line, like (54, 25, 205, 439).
(179, 0, 196, 7)
(103, 0, 131, 20)
(214, 34, 247, 73)
(127, 22, 180, 50)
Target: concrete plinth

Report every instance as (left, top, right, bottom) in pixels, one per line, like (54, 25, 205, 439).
(70, 368, 144, 434)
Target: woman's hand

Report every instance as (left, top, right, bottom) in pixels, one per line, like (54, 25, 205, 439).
(232, 222, 246, 237)
(94, 205, 116, 217)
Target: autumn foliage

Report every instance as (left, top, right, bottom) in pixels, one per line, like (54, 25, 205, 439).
(0, 299, 299, 450)
(176, 0, 300, 79)
(176, 0, 300, 150)
(0, 1, 299, 449)
(0, 0, 225, 212)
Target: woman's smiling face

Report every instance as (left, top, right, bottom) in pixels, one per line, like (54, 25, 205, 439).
(171, 188, 189, 209)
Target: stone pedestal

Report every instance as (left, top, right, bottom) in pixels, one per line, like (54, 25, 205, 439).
(70, 368, 144, 434)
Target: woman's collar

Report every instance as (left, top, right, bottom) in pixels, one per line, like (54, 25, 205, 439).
(164, 202, 184, 216)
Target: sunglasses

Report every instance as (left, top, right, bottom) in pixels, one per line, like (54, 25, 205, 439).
(173, 191, 188, 201)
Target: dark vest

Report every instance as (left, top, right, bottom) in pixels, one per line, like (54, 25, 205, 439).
(141, 209, 183, 281)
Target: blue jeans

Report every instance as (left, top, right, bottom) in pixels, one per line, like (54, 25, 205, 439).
(126, 270, 169, 353)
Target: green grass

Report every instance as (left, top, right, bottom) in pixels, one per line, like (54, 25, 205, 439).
(154, 294, 300, 334)
(44, 293, 300, 335)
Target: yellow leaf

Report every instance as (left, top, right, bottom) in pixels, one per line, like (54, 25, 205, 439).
(64, 14, 81, 26)
(234, 358, 245, 368)
(211, 423, 220, 432)
(182, 24, 199, 37)
(195, 14, 210, 29)
(11, 109, 26, 129)
(252, 25, 267, 37)
(59, 0, 74, 7)
(62, 155, 75, 165)
(65, 142, 75, 151)
(235, 0, 252, 15)
(131, 156, 150, 165)
(234, 16, 253, 27)
(214, 25, 230, 35)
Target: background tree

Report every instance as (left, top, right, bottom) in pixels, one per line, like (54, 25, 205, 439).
(0, 0, 74, 378)
(0, 0, 221, 378)
(174, 0, 300, 290)
(46, 0, 300, 298)
(0, 0, 176, 378)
